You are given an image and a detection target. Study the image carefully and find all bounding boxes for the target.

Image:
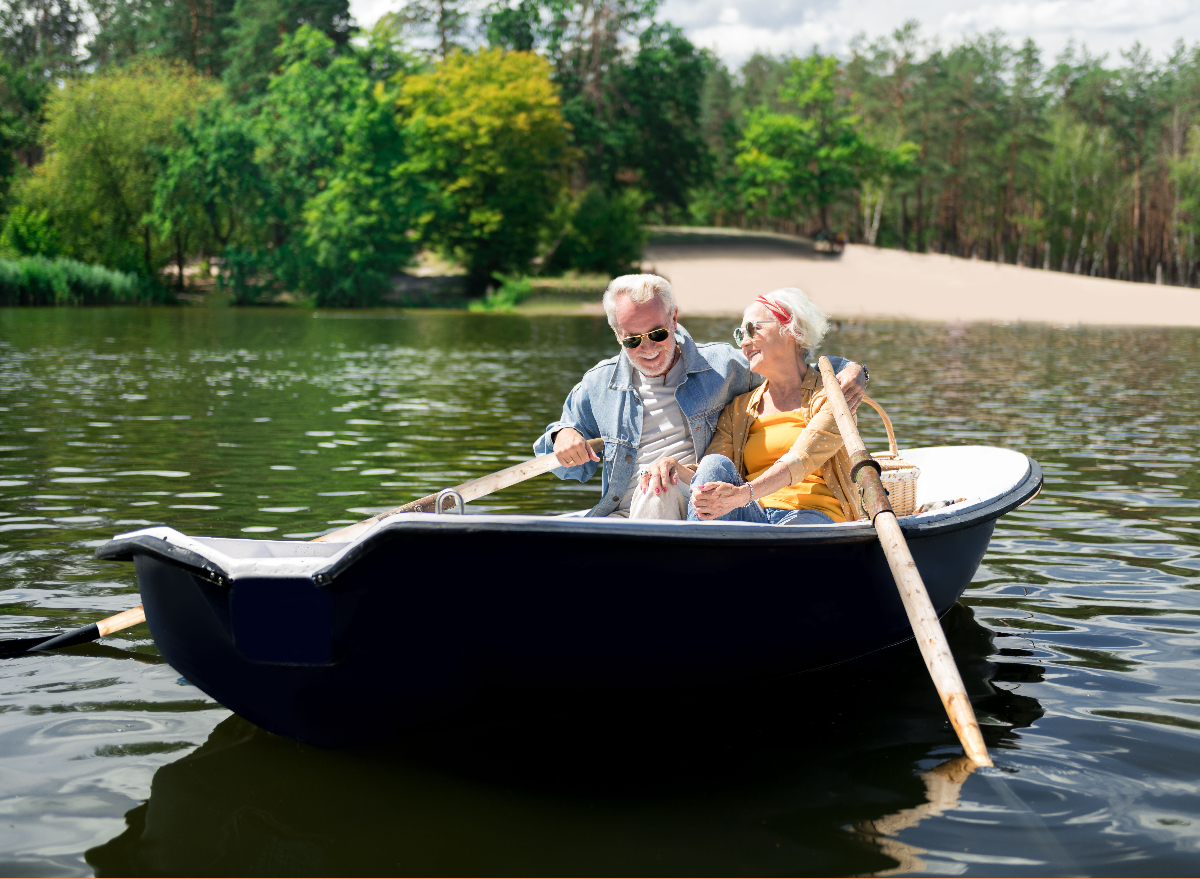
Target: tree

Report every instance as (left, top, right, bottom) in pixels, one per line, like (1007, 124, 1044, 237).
(86, 0, 238, 75)
(736, 53, 908, 232)
(482, 0, 539, 51)
(221, 0, 352, 100)
(212, 25, 425, 304)
(617, 23, 711, 218)
(16, 59, 220, 274)
(398, 48, 572, 294)
(544, 185, 645, 274)
(0, 0, 84, 76)
(150, 99, 267, 286)
(0, 0, 85, 184)
(301, 41, 428, 305)
(379, 0, 478, 59)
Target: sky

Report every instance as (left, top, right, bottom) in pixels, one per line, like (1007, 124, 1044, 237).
(347, 0, 1200, 67)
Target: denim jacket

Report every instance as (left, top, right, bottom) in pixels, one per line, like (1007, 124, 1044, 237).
(534, 324, 849, 517)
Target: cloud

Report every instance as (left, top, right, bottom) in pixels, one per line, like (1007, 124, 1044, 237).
(939, 0, 1192, 35)
(658, 0, 1200, 66)
(345, 0, 1200, 68)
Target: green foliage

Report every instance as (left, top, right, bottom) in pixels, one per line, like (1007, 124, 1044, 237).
(735, 53, 909, 231)
(0, 1, 84, 209)
(152, 100, 267, 256)
(468, 272, 533, 312)
(617, 24, 712, 218)
(0, 0, 85, 75)
(378, 0, 474, 59)
(16, 59, 221, 275)
(398, 48, 572, 295)
(86, 0, 238, 74)
(233, 25, 425, 305)
(482, 0, 539, 51)
(221, 0, 352, 100)
(0, 255, 149, 305)
(545, 186, 647, 275)
(0, 205, 59, 257)
(485, 2, 709, 219)
(1175, 124, 1200, 241)
(11, 3, 1199, 307)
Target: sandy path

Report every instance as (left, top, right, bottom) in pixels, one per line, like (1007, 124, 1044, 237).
(643, 232, 1200, 327)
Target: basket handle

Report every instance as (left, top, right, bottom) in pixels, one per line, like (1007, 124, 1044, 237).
(859, 395, 898, 456)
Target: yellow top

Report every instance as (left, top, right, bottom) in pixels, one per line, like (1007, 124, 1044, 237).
(743, 411, 847, 521)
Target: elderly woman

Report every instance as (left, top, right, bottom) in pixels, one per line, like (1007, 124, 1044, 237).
(639, 287, 860, 525)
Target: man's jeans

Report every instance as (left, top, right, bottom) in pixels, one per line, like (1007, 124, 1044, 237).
(686, 455, 835, 525)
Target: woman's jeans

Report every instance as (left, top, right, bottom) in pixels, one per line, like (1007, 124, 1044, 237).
(686, 455, 835, 526)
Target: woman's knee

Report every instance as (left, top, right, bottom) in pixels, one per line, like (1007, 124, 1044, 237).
(693, 454, 739, 485)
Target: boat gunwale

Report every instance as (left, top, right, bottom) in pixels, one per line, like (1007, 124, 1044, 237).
(94, 451, 1042, 590)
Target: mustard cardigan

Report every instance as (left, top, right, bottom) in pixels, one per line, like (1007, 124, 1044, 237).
(701, 366, 866, 521)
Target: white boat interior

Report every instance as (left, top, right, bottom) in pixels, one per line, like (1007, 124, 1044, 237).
(109, 446, 1034, 581)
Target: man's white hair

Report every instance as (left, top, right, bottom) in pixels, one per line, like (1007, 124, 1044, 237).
(747, 287, 830, 354)
(602, 274, 676, 331)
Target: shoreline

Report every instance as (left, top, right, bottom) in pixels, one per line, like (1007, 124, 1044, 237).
(642, 230, 1200, 328)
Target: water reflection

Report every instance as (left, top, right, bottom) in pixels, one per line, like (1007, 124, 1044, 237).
(86, 607, 1042, 876)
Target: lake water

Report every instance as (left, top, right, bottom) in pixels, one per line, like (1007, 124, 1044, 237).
(1, 307, 1199, 876)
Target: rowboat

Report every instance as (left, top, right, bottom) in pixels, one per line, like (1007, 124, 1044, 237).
(95, 445, 1041, 748)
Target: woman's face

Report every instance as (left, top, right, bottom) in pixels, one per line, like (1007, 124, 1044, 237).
(739, 303, 796, 379)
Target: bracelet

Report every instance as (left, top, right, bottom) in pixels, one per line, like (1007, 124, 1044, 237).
(744, 483, 755, 507)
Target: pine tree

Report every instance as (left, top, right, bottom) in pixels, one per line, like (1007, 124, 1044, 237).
(379, 0, 477, 59)
(87, 0, 238, 76)
(221, 0, 352, 100)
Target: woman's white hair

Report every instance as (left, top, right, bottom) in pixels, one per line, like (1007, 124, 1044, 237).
(747, 287, 829, 354)
(602, 274, 676, 331)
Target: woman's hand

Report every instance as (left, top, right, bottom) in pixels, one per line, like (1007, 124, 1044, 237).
(691, 480, 752, 520)
(638, 457, 692, 497)
(838, 363, 867, 412)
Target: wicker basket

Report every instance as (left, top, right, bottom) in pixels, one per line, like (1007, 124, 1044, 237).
(860, 397, 920, 517)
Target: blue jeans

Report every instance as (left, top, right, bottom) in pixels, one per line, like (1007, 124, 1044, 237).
(686, 455, 835, 525)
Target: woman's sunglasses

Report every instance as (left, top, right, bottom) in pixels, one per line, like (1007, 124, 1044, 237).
(733, 319, 778, 345)
(619, 327, 672, 349)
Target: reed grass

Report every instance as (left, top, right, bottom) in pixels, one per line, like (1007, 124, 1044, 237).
(0, 257, 152, 306)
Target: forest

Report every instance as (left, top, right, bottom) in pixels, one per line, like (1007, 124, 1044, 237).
(1, 0, 1199, 305)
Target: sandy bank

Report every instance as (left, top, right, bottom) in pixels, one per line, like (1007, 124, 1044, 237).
(642, 229, 1200, 327)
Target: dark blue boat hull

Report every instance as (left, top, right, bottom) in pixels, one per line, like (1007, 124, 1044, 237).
(100, 454, 1040, 747)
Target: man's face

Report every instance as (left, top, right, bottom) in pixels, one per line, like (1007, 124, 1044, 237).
(613, 295, 678, 377)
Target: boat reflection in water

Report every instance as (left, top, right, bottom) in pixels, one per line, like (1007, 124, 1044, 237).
(87, 605, 1043, 877)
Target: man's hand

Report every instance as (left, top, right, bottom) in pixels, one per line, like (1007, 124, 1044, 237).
(838, 363, 867, 412)
(553, 427, 601, 468)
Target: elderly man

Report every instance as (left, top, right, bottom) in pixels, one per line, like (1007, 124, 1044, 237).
(534, 274, 866, 519)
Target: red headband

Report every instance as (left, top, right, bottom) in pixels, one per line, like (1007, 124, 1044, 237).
(755, 296, 791, 325)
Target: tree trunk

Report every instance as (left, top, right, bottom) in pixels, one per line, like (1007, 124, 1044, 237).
(176, 234, 186, 290)
(1132, 129, 1143, 281)
(915, 179, 925, 252)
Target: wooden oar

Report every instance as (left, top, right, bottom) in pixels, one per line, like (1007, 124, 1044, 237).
(3, 438, 603, 655)
(0, 605, 146, 657)
(817, 356, 993, 768)
(313, 437, 604, 543)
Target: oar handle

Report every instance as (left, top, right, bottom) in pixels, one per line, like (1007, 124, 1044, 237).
(315, 437, 605, 543)
(818, 357, 993, 768)
(30, 605, 146, 653)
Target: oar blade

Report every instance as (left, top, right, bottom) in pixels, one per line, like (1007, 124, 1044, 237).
(0, 635, 54, 657)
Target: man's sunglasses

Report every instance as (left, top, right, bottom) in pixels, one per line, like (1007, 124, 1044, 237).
(732, 319, 778, 345)
(619, 327, 672, 349)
